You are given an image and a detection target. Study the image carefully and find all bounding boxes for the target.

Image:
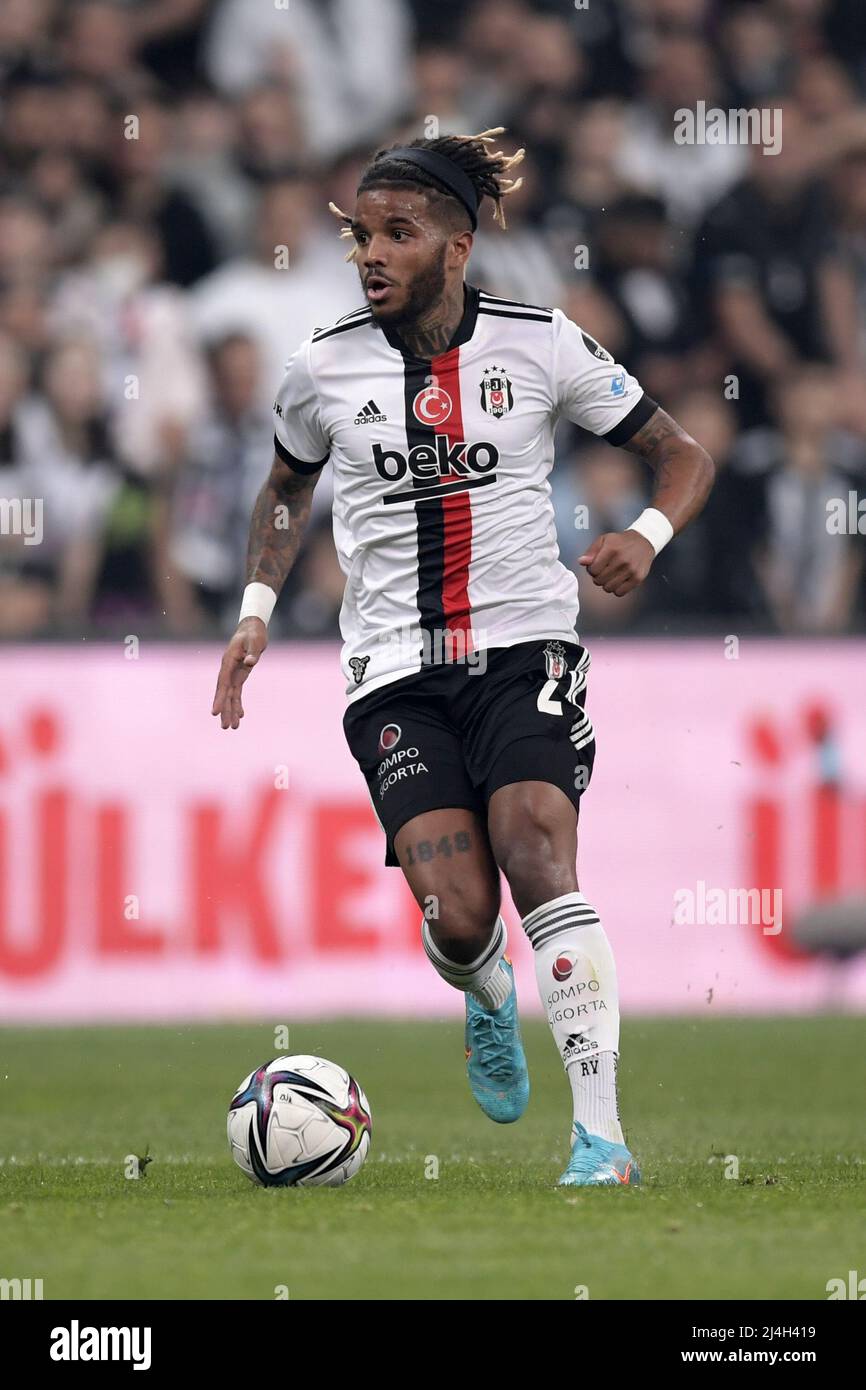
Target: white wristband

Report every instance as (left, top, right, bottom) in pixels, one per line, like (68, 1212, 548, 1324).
(627, 507, 674, 556)
(239, 582, 277, 626)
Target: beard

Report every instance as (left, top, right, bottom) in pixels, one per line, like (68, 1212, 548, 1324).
(373, 244, 448, 327)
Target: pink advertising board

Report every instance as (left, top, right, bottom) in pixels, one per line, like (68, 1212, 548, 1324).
(2, 641, 866, 1021)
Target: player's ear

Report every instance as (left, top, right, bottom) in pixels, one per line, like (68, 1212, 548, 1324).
(449, 228, 473, 269)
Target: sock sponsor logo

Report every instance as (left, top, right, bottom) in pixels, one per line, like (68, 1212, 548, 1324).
(547, 980, 600, 1004)
(550, 1000, 607, 1023)
(548, 981, 607, 1024)
(552, 952, 575, 981)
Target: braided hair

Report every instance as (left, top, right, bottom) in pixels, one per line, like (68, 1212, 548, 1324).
(328, 128, 524, 260)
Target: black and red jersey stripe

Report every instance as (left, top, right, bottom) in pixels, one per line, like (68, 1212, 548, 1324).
(386, 287, 481, 662)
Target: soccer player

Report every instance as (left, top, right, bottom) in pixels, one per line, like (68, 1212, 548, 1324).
(212, 131, 714, 1186)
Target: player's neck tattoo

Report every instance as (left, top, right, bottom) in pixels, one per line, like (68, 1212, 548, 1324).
(398, 282, 466, 360)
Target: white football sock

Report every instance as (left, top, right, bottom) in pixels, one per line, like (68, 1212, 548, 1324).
(421, 915, 512, 1011)
(523, 891, 624, 1144)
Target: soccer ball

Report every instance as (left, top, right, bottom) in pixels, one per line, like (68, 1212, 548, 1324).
(227, 1054, 372, 1187)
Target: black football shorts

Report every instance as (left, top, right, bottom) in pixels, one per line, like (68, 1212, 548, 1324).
(342, 637, 596, 866)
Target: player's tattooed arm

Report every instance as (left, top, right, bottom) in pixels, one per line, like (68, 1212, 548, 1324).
(621, 407, 715, 534)
(579, 407, 714, 598)
(247, 453, 319, 592)
(212, 454, 318, 730)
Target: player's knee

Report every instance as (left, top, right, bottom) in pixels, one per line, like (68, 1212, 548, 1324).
(495, 802, 576, 915)
(425, 884, 501, 965)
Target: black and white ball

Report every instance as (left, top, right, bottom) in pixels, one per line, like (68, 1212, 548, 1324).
(227, 1055, 372, 1187)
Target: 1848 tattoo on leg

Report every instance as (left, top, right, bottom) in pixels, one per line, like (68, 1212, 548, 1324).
(404, 831, 473, 865)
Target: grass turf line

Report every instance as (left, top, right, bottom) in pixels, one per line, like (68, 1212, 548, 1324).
(0, 1017, 863, 1300)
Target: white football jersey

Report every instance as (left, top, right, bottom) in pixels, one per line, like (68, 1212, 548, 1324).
(272, 284, 655, 701)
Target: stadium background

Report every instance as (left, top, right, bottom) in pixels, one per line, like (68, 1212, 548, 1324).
(2, 0, 866, 1025)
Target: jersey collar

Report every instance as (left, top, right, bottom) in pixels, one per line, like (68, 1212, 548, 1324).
(378, 283, 480, 360)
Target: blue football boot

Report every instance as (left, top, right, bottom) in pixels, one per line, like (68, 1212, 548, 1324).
(558, 1121, 640, 1186)
(464, 958, 530, 1123)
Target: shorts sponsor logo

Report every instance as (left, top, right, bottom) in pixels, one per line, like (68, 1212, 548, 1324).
(376, 745, 429, 798)
(378, 723, 401, 754)
(412, 386, 452, 426)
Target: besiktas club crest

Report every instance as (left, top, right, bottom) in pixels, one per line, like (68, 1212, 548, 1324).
(480, 366, 514, 418)
(543, 640, 567, 680)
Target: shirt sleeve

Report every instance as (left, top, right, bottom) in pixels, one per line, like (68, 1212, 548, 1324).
(551, 308, 657, 446)
(272, 338, 330, 474)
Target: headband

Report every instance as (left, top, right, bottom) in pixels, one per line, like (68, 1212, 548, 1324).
(385, 147, 480, 230)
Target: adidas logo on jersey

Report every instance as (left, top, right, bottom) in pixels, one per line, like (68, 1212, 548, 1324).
(354, 399, 388, 425)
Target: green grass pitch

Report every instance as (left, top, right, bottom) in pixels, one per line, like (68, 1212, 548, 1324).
(1, 1017, 863, 1300)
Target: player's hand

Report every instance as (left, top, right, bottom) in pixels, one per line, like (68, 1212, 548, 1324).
(578, 530, 655, 596)
(211, 619, 268, 730)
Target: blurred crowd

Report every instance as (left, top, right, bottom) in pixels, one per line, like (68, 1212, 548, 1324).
(1, 0, 866, 640)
